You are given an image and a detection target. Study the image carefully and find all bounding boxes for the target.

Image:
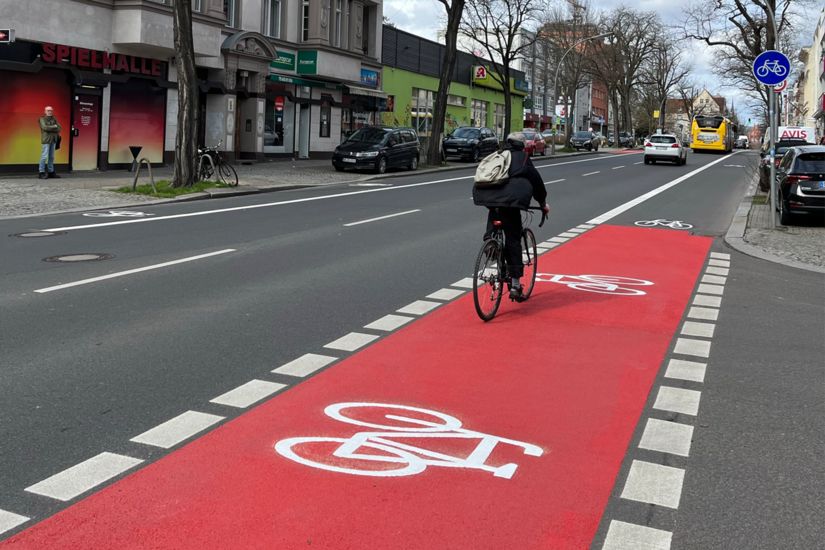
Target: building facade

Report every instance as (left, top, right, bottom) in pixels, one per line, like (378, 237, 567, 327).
(381, 26, 526, 140)
(797, 7, 825, 137)
(0, 0, 385, 173)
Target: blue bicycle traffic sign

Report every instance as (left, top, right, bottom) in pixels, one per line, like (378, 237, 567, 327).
(753, 50, 790, 86)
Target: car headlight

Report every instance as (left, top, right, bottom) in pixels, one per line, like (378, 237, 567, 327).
(356, 151, 379, 158)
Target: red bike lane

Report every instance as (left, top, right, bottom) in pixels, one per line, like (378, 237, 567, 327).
(3, 225, 711, 549)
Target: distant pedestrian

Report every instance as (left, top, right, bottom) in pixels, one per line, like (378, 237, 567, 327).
(38, 106, 61, 179)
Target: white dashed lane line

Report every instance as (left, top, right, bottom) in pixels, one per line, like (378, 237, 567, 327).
(272, 353, 337, 377)
(602, 252, 732, 549)
(364, 314, 416, 332)
(426, 288, 466, 301)
(130, 411, 224, 449)
(343, 209, 421, 227)
(323, 332, 380, 352)
(582, 171, 601, 176)
(450, 277, 474, 289)
(25, 452, 143, 502)
(0, 510, 29, 536)
(210, 380, 287, 409)
(612, 165, 625, 170)
(397, 300, 442, 315)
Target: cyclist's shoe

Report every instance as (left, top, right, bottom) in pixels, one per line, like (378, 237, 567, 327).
(509, 285, 526, 302)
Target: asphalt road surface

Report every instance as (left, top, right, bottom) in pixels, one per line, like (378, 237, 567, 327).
(1, 149, 822, 548)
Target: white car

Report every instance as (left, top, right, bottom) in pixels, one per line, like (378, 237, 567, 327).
(644, 134, 688, 165)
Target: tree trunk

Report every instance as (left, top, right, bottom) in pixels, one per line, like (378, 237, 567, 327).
(428, 0, 465, 166)
(172, 0, 199, 187)
(502, 69, 513, 138)
(611, 90, 620, 147)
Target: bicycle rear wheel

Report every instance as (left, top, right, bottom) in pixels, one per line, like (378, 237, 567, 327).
(218, 161, 239, 187)
(198, 157, 214, 182)
(521, 228, 538, 300)
(473, 239, 504, 322)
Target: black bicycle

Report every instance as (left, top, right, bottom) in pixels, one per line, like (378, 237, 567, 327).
(472, 207, 546, 322)
(197, 141, 238, 187)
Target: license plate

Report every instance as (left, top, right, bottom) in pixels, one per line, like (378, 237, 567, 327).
(342, 158, 356, 163)
(655, 146, 667, 150)
(446, 148, 457, 152)
(817, 181, 825, 190)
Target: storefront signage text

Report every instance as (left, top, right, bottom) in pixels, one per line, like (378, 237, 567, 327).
(271, 51, 296, 71)
(41, 43, 163, 76)
(297, 51, 318, 75)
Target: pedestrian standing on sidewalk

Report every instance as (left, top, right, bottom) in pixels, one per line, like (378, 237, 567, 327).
(38, 106, 62, 179)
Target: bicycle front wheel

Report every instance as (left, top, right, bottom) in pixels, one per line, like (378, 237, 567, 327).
(473, 239, 504, 322)
(521, 228, 538, 300)
(218, 161, 239, 187)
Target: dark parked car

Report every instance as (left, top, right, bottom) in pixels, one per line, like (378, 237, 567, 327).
(608, 131, 633, 147)
(758, 139, 808, 192)
(441, 126, 499, 162)
(569, 130, 600, 151)
(332, 126, 420, 174)
(774, 145, 825, 225)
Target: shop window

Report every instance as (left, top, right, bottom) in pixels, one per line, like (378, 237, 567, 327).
(320, 105, 331, 138)
(265, 0, 281, 38)
(302, 0, 310, 42)
(471, 99, 488, 128)
(411, 88, 435, 136)
(494, 104, 505, 139)
(447, 94, 465, 107)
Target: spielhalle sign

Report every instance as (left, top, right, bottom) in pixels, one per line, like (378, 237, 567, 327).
(40, 43, 165, 77)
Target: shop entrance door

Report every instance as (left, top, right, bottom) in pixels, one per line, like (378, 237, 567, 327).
(298, 104, 310, 158)
(71, 94, 101, 170)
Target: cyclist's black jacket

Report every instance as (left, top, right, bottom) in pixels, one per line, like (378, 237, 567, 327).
(472, 150, 547, 209)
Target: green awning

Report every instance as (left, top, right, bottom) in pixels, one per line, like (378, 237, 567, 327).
(268, 73, 338, 89)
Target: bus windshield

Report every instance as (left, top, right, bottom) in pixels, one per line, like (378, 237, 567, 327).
(695, 116, 724, 129)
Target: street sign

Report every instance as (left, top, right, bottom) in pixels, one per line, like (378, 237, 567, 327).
(774, 80, 787, 93)
(752, 50, 790, 86)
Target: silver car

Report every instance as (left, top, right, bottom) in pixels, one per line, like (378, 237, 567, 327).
(644, 134, 688, 166)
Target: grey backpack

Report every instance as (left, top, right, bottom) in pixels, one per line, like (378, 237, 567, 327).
(473, 150, 511, 188)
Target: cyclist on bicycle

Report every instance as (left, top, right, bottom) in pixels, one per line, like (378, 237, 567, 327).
(472, 133, 550, 301)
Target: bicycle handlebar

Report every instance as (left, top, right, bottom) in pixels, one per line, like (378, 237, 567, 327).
(527, 206, 547, 227)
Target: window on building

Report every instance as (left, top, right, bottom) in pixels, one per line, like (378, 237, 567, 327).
(193, 0, 202, 12)
(320, 104, 331, 137)
(471, 99, 488, 128)
(265, 0, 281, 38)
(224, 0, 237, 27)
(446, 94, 466, 107)
(344, 0, 352, 49)
(412, 88, 435, 136)
(361, 5, 370, 55)
(302, 0, 310, 42)
(334, 0, 343, 47)
(493, 104, 505, 138)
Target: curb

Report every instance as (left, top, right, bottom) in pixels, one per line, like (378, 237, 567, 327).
(723, 176, 825, 274)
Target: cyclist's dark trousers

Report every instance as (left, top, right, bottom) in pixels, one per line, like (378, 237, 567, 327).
(486, 207, 523, 278)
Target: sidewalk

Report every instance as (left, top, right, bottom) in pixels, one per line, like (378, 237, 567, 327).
(0, 149, 602, 219)
(725, 181, 825, 273)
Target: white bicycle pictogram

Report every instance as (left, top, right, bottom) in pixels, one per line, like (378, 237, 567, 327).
(634, 219, 693, 230)
(755, 60, 787, 78)
(83, 210, 156, 218)
(535, 273, 655, 296)
(275, 403, 544, 479)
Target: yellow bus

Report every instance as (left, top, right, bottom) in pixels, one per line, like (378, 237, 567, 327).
(690, 115, 735, 153)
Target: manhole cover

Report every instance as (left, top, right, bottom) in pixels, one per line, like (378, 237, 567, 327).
(43, 253, 114, 263)
(12, 231, 65, 238)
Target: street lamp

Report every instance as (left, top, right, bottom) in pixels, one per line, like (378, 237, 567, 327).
(550, 31, 614, 155)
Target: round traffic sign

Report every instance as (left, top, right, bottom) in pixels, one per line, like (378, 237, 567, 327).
(774, 80, 787, 93)
(753, 50, 790, 86)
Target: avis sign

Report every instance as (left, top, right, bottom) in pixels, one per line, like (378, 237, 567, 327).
(778, 126, 816, 144)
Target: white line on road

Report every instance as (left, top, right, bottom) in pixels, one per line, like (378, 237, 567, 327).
(621, 459, 685, 509)
(582, 171, 601, 176)
(0, 509, 29, 536)
(547, 236, 569, 243)
(693, 294, 722, 308)
(426, 288, 466, 301)
(710, 252, 731, 260)
(653, 386, 702, 416)
(687, 306, 719, 321)
(588, 152, 740, 224)
(664, 358, 707, 383)
(25, 452, 143, 501)
(324, 332, 380, 352)
(602, 520, 672, 550)
(34, 249, 236, 294)
(44, 156, 628, 232)
(638, 418, 694, 457)
(611, 165, 625, 170)
(450, 277, 474, 289)
(673, 337, 712, 358)
(272, 353, 337, 377)
(364, 314, 415, 332)
(397, 300, 442, 315)
(343, 209, 421, 227)
(634, 161, 643, 165)
(210, 379, 287, 408)
(130, 410, 224, 449)
(697, 283, 725, 296)
(558, 232, 579, 238)
(543, 178, 566, 185)
(708, 259, 731, 268)
(566, 227, 587, 233)
(681, 321, 716, 338)
(702, 274, 727, 285)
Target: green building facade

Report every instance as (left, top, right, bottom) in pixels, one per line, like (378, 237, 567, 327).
(380, 66, 526, 139)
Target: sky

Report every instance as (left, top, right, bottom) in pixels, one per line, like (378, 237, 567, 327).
(383, 0, 822, 123)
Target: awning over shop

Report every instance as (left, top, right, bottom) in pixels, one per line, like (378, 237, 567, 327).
(268, 72, 338, 89)
(344, 85, 388, 99)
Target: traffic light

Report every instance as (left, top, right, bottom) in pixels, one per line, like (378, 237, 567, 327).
(0, 29, 13, 44)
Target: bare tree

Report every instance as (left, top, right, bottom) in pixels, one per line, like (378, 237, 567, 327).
(171, 0, 198, 187)
(460, 0, 546, 136)
(428, 0, 465, 166)
(681, 0, 807, 114)
(641, 38, 691, 130)
(542, 1, 600, 143)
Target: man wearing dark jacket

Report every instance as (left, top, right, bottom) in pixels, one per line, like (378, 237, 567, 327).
(38, 106, 62, 179)
(472, 134, 549, 301)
